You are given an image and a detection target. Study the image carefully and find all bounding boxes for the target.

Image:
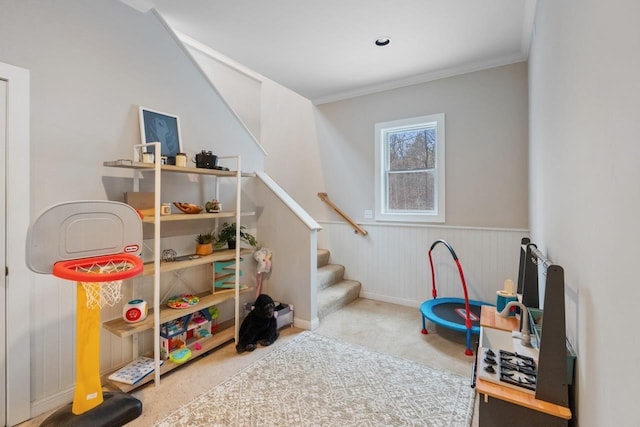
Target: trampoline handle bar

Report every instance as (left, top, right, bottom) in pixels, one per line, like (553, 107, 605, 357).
(427, 239, 473, 329)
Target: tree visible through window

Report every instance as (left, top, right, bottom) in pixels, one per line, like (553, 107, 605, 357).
(375, 114, 445, 222)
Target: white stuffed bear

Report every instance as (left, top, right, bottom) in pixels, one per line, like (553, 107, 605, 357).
(254, 247, 272, 274)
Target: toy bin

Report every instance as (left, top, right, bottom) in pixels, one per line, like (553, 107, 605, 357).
(244, 301, 294, 330)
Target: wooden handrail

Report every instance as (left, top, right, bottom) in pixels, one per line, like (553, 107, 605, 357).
(317, 192, 368, 236)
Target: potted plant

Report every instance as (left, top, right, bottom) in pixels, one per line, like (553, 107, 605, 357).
(195, 231, 215, 255)
(214, 222, 257, 249)
(205, 199, 221, 213)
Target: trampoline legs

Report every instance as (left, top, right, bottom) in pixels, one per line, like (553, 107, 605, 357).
(465, 331, 473, 356)
(422, 312, 474, 355)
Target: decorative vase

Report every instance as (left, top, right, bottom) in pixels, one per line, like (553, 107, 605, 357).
(196, 243, 213, 256)
(228, 240, 236, 250)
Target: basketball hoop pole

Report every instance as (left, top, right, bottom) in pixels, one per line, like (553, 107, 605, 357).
(52, 254, 144, 416)
(73, 281, 104, 414)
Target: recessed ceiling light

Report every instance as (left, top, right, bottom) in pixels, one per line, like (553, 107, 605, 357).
(375, 37, 390, 47)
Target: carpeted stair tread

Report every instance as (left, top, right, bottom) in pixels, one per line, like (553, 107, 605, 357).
(317, 280, 361, 320)
(317, 264, 346, 290)
(317, 249, 330, 268)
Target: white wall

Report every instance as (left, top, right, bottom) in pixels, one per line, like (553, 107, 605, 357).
(315, 62, 529, 228)
(317, 222, 526, 307)
(260, 80, 326, 217)
(529, 1, 640, 425)
(0, 0, 263, 418)
(244, 176, 320, 329)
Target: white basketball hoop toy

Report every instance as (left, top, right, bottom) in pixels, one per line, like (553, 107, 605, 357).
(25, 200, 145, 421)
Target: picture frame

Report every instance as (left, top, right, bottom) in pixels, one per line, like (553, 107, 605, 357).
(138, 106, 183, 157)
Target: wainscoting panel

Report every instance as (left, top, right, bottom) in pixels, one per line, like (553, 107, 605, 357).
(317, 221, 528, 307)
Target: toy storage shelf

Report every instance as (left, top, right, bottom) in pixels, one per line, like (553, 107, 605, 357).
(102, 150, 252, 390)
(103, 287, 250, 338)
(104, 321, 235, 393)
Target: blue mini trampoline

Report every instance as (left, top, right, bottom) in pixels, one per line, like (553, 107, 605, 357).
(420, 239, 492, 356)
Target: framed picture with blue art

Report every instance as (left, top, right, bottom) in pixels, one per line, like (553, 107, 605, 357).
(138, 106, 183, 157)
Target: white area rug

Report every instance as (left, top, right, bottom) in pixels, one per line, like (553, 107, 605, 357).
(154, 331, 475, 427)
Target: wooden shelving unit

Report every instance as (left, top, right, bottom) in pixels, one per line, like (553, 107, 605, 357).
(102, 149, 251, 391)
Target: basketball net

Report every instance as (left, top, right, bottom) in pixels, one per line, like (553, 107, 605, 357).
(75, 259, 134, 309)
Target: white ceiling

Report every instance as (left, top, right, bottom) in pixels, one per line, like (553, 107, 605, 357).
(135, 0, 536, 104)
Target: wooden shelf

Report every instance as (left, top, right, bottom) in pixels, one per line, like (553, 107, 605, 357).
(103, 287, 249, 338)
(103, 324, 235, 393)
(140, 211, 256, 224)
(103, 161, 255, 177)
(141, 248, 251, 276)
(476, 378, 572, 420)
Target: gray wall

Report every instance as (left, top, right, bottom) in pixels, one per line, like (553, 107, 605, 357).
(529, 1, 640, 425)
(315, 62, 529, 228)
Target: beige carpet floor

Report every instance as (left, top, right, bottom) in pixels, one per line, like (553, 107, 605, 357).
(18, 299, 479, 426)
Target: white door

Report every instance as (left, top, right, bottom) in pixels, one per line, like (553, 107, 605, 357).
(1, 62, 30, 426)
(0, 75, 7, 427)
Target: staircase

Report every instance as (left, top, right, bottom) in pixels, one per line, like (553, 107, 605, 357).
(317, 249, 361, 320)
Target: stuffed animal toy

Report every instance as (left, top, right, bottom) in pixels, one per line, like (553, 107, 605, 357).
(236, 294, 279, 353)
(254, 247, 272, 274)
(253, 247, 273, 299)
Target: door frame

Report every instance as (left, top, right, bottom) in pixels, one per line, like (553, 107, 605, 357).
(1, 61, 31, 426)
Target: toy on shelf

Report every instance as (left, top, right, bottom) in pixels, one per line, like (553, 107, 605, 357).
(214, 258, 244, 289)
(123, 299, 148, 323)
(169, 348, 192, 364)
(159, 308, 218, 360)
(108, 357, 162, 385)
(205, 199, 221, 213)
(167, 294, 199, 309)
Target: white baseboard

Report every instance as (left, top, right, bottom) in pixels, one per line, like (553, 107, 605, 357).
(359, 292, 422, 308)
(294, 317, 317, 330)
(30, 387, 74, 420)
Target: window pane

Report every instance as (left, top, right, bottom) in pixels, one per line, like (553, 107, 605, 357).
(387, 127, 436, 171)
(387, 171, 434, 210)
(375, 113, 444, 223)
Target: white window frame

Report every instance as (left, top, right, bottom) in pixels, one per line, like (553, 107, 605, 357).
(374, 113, 445, 223)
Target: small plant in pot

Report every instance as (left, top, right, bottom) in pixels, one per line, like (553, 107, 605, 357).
(214, 222, 257, 249)
(195, 231, 215, 255)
